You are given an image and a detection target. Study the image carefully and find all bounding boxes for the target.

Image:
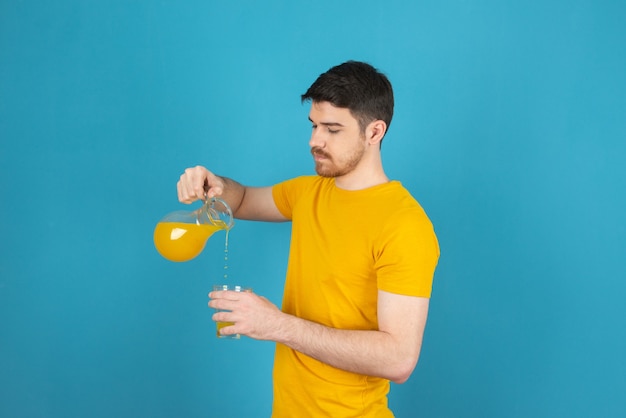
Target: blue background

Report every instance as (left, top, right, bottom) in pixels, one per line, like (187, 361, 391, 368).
(1, 1, 625, 417)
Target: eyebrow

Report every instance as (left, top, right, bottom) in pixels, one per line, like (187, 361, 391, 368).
(308, 117, 344, 127)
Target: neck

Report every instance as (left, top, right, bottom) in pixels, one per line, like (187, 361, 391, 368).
(334, 154, 388, 191)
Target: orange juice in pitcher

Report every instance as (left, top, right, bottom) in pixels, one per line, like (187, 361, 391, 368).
(154, 198, 233, 262)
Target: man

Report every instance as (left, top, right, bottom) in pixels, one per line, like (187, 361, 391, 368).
(177, 61, 439, 417)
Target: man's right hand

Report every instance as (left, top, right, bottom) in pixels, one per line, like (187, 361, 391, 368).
(177, 165, 224, 204)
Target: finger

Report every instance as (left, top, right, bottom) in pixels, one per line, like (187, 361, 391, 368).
(222, 290, 241, 300)
(210, 290, 244, 301)
(179, 166, 206, 203)
(178, 172, 197, 203)
(188, 168, 206, 201)
(212, 311, 233, 323)
(204, 173, 223, 198)
(177, 181, 183, 202)
(212, 312, 238, 336)
(193, 178, 209, 199)
(208, 291, 223, 300)
(218, 324, 237, 336)
(209, 298, 238, 312)
(193, 176, 209, 200)
(177, 180, 191, 204)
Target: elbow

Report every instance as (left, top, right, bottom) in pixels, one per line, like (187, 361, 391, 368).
(388, 356, 419, 384)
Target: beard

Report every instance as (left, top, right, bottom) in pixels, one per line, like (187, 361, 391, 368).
(311, 142, 366, 178)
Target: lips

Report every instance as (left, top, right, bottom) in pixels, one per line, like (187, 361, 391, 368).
(311, 148, 330, 160)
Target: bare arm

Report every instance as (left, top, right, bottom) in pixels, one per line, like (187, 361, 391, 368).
(177, 165, 286, 222)
(281, 291, 429, 383)
(210, 289, 430, 384)
(275, 291, 429, 383)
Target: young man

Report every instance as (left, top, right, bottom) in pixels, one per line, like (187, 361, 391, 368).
(177, 61, 440, 417)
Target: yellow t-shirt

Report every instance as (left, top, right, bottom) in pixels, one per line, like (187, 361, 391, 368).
(271, 176, 439, 418)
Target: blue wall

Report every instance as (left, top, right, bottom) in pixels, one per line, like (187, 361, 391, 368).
(1, 1, 625, 417)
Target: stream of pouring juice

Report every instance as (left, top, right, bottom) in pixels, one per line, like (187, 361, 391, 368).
(153, 222, 223, 262)
(216, 230, 235, 337)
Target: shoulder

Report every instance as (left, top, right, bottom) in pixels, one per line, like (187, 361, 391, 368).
(272, 175, 328, 217)
(274, 175, 323, 188)
(273, 175, 330, 196)
(379, 181, 429, 218)
(378, 181, 438, 242)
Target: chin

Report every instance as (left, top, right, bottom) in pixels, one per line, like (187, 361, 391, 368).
(316, 168, 345, 178)
(315, 164, 336, 177)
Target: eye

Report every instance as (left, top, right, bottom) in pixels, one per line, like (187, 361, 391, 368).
(327, 127, 339, 134)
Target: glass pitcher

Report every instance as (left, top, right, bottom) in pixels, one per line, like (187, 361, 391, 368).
(153, 197, 234, 262)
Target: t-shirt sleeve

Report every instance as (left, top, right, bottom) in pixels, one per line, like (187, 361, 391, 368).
(374, 208, 440, 298)
(272, 176, 315, 220)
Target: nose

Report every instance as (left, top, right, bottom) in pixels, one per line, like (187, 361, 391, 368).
(309, 127, 324, 149)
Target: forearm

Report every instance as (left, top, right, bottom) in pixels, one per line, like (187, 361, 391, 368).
(274, 313, 420, 384)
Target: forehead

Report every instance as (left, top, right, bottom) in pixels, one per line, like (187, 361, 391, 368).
(308, 101, 358, 125)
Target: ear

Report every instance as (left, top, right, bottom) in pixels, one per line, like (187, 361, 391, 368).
(366, 120, 387, 146)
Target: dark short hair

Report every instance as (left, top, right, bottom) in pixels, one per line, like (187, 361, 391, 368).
(301, 61, 394, 136)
